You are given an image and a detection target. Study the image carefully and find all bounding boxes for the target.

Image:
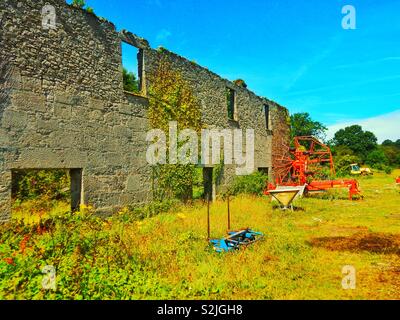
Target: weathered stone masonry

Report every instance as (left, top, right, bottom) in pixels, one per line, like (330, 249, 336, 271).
(0, 0, 290, 221)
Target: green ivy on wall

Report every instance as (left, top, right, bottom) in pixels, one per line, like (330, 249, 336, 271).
(148, 56, 203, 202)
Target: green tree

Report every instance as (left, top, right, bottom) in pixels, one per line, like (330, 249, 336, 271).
(396, 153, 400, 166)
(123, 68, 139, 93)
(382, 139, 395, 146)
(381, 145, 400, 166)
(366, 148, 389, 167)
(331, 145, 355, 157)
(290, 113, 327, 140)
(332, 125, 377, 161)
(381, 139, 400, 148)
(378, 139, 400, 167)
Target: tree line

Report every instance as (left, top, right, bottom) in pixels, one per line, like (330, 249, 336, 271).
(290, 113, 400, 174)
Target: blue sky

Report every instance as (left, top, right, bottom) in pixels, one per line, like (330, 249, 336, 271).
(69, 0, 400, 142)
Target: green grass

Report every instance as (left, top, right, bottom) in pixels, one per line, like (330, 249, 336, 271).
(1, 170, 400, 300)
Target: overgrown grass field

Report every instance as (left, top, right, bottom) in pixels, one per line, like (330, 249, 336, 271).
(1, 170, 399, 300)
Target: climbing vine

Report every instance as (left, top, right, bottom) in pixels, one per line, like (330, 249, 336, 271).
(148, 56, 203, 201)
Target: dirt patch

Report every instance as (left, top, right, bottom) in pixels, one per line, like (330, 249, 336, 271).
(298, 224, 368, 233)
(328, 225, 369, 233)
(308, 232, 400, 255)
(387, 214, 400, 219)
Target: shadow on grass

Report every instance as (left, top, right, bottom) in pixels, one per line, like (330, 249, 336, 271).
(308, 232, 400, 255)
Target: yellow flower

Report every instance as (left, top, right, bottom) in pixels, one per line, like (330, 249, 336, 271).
(177, 213, 186, 219)
(79, 204, 93, 212)
(118, 207, 129, 215)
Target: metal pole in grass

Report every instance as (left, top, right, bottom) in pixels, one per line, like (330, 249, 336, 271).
(207, 194, 211, 240)
(227, 195, 231, 231)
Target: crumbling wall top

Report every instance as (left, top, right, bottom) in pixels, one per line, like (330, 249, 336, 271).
(119, 30, 150, 49)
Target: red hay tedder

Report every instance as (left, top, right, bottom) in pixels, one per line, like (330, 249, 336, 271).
(396, 177, 400, 185)
(265, 136, 361, 200)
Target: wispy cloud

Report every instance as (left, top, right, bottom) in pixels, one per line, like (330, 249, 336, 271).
(284, 64, 310, 92)
(284, 74, 400, 98)
(155, 29, 172, 44)
(326, 109, 400, 143)
(289, 92, 400, 110)
(333, 56, 400, 70)
(284, 35, 342, 92)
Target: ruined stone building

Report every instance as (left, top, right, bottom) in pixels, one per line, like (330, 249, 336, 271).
(0, 0, 290, 221)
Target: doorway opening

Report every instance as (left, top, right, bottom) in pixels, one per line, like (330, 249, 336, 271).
(193, 167, 215, 201)
(202, 167, 214, 201)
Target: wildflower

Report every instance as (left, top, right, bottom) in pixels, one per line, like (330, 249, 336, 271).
(4, 258, 15, 266)
(118, 207, 129, 215)
(177, 213, 187, 219)
(20, 235, 30, 254)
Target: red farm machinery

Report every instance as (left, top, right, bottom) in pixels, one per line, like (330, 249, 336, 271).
(265, 136, 361, 200)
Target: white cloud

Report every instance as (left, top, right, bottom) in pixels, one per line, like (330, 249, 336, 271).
(327, 110, 400, 143)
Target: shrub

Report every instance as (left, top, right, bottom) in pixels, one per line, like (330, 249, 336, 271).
(72, 0, 85, 9)
(71, 1, 95, 15)
(384, 165, 393, 174)
(381, 145, 400, 167)
(125, 199, 181, 221)
(233, 79, 248, 88)
(332, 145, 355, 157)
(366, 149, 389, 167)
(334, 154, 360, 176)
(372, 163, 392, 174)
(229, 172, 268, 196)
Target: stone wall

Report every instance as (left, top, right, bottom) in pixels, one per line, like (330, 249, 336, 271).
(142, 48, 288, 188)
(0, 0, 152, 220)
(269, 101, 291, 182)
(0, 0, 290, 221)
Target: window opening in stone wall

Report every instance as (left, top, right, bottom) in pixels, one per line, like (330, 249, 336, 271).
(264, 104, 270, 130)
(122, 42, 142, 94)
(11, 169, 82, 222)
(226, 88, 237, 121)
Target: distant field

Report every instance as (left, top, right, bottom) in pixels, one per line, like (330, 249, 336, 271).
(1, 170, 399, 300)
